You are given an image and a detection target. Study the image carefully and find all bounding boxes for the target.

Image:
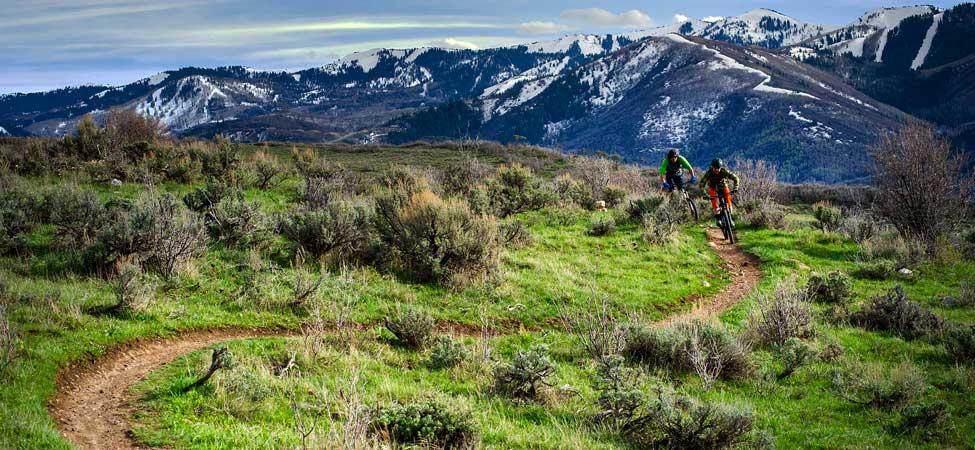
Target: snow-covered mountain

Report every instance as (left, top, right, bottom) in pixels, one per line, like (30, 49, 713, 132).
(2, 5, 968, 181)
(394, 34, 905, 182)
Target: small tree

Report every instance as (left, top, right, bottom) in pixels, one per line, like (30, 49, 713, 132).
(870, 122, 972, 250)
(732, 158, 778, 206)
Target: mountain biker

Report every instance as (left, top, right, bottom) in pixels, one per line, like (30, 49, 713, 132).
(699, 158, 739, 219)
(659, 149, 695, 193)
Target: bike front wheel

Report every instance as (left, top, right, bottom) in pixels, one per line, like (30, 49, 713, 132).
(722, 209, 736, 244)
(684, 193, 700, 222)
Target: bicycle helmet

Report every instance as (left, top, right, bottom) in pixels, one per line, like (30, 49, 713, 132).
(710, 158, 723, 169)
(667, 149, 679, 159)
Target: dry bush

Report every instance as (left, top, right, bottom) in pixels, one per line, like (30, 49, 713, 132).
(558, 294, 627, 360)
(627, 194, 666, 222)
(0, 176, 41, 254)
(249, 150, 288, 189)
(742, 199, 787, 229)
(831, 359, 926, 409)
(851, 286, 945, 340)
(552, 173, 594, 208)
(840, 211, 881, 244)
(193, 136, 242, 180)
(571, 155, 614, 200)
(746, 282, 816, 347)
(499, 220, 532, 247)
(374, 190, 501, 285)
(588, 216, 616, 236)
(871, 121, 972, 251)
(732, 158, 777, 206)
(773, 183, 875, 208)
(592, 355, 647, 430)
(624, 321, 751, 387)
(438, 154, 491, 197)
(103, 108, 165, 149)
(107, 264, 148, 314)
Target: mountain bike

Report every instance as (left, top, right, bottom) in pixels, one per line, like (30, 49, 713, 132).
(662, 179, 700, 222)
(706, 189, 737, 243)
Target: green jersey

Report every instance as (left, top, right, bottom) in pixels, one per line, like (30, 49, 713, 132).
(659, 155, 693, 177)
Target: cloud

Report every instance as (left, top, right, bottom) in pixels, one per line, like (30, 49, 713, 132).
(200, 18, 502, 38)
(702, 16, 725, 23)
(674, 14, 690, 23)
(426, 38, 480, 50)
(560, 8, 653, 28)
(517, 21, 571, 35)
(0, 2, 197, 29)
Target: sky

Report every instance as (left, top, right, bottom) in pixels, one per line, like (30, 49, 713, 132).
(0, 0, 965, 94)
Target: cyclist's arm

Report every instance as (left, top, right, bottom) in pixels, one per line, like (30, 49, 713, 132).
(727, 169, 740, 189)
(658, 159, 668, 181)
(679, 156, 694, 177)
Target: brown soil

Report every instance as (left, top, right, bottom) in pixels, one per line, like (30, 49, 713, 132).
(655, 227, 761, 326)
(48, 227, 760, 449)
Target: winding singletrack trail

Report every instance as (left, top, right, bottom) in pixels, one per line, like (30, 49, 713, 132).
(48, 227, 760, 450)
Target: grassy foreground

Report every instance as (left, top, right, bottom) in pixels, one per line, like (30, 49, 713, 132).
(0, 140, 971, 449)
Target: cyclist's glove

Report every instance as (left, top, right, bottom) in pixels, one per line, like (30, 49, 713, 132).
(690, 175, 697, 184)
(661, 182, 672, 191)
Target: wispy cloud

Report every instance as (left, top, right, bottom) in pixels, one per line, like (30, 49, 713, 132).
(0, 1, 198, 28)
(517, 21, 572, 34)
(426, 38, 481, 50)
(200, 18, 504, 38)
(674, 14, 690, 23)
(560, 8, 654, 28)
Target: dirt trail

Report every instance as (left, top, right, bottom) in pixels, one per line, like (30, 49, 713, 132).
(48, 227, 759, 450)
(655, 227, 761, 326)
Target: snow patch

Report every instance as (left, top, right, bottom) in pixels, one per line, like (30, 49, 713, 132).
(0, 126, 8, 136)
(640, 100, 725, 144)
(911, 12, 943, 69)
(147, 72, 169, 86)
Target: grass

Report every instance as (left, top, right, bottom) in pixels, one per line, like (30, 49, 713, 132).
(1, 143, 973, 449)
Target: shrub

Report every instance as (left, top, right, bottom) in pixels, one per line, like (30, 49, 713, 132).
(427, 336, 470, 369)
(439, 155, 490, 196)
(279, 201, 372, 259)
(870, 121, 972, 251)
(108, 264, 145, 314)
(588, 216, 616, 236)
(743, 199, 787, 229)
(93, 193, 206, 278)
(492, 345, 555, 400)
(103, 108, 164, 147)
(851, 286, 945, 340)
(374, 190, 501, 285)
(732, 158, 777, 206)
(0, 296, 19, 373)
(499, 220, 532, 247)
(624, 321, 751, 386)
(746, 283, 816, 347)
(627, 194, 666, 222)
(559, 295, 627, 360)
(840, 212, 880, 244)
(249, 150, 288, 189)
(602, 185, 627, 208)
(805, 271, 853, 304)
(943, 280, 974, 308)
(832, 359, 926, 409)
(43, 184, 108, 245)
(487, 164, 551, 217)
(812, 202, 842, 232)
(204, 193, 267, 245)
(944, 324, 975, 363)
(384, 307, 435, 349)
(776, 338, 817, 380)
(853, 259, 895, 280)
(896, 400, 950, 440)
(593, 355, 646, 430)
(182, 179, 232, 213)
(194, 136, 242, 180)
(0, 177, 40, 253)
(624, 388, 754, 450)
(371, 400, 476, 448)
(553, 173, 594, 208)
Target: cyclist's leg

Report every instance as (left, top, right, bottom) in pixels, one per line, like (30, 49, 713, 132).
(671, 174, 685, 192)
(723, 186, 733, 212)
(708, 187, 719, 214)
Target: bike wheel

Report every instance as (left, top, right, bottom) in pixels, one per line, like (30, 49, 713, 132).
(722, 209, 736, 244)
(685, 194, 699, 222)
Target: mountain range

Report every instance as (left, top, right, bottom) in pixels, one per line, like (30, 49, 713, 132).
(1, 4, 972, 182)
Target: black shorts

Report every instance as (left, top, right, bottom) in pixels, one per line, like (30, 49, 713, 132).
(665, 174, 684, 192)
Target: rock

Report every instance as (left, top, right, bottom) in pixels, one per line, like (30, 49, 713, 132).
(897, 268, 913, 277)
(110, 178, 122, 186)
(703, 280, 711, 288)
